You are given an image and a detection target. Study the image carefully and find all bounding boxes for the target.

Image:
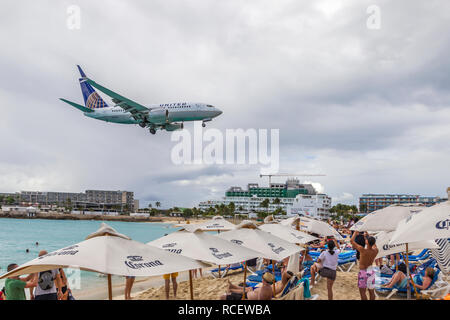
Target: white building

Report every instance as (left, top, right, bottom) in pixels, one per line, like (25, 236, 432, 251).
(288, 194, 332, 219)
(198, 179, 332, 219)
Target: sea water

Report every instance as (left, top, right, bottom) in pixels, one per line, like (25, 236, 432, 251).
(0, 218, 180, 295)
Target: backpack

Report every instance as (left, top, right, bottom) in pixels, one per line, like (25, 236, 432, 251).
(38, 271, 55, 290)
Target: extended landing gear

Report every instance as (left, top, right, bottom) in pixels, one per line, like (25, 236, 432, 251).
(149, 128, 156, 135)
(202, 122, 206, 128)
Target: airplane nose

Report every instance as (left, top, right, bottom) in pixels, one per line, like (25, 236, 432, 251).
(215, 109, 223, 117)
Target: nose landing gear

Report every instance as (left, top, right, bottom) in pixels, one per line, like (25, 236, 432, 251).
(149, 128, 156, 135)
(202, 122, 206, 128)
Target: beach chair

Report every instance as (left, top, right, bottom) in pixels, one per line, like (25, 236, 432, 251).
(210, 263, 244, 278)
(376, 268, 441, 299)
(421, 273, 450, 299)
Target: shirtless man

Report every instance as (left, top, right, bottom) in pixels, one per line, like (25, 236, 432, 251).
(351, 232, 378, 300)
(220, 272, 274, 300)
(226, 271, 293, 297)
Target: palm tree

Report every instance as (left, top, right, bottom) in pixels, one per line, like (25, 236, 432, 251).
(155, 201, 161, 208)
(259, 199, 270, 216)
(273, 198, 281, 213)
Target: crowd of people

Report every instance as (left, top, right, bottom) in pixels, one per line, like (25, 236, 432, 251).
(1, 218, 438, 300)
(3, 250, 75, 300)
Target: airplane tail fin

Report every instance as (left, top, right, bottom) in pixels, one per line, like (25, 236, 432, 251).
(77, 65, 109, 110)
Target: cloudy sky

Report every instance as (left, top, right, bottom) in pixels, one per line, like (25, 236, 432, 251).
(1, 0, 450, 208)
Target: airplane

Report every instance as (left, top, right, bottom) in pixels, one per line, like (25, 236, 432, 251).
(60, 66, 223, 134)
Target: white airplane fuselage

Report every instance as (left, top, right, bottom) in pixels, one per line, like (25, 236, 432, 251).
(85, 102, 222, 125)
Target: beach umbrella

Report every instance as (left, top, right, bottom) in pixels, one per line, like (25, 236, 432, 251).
(148, 228, 261, 299)
(374, 231, 438, 259)
(148, 229, 261, 265)
(0, 223, 206, 300)
(217, 220, 301, 295)
(350, 205, 423, 232)
(390, 201, 450, 245)
(282, 216, 344, 240)
(217, 220, 301, 261)
(388, 198, 450, 299)
(259, 223, 318, 244)
(177, 216, 236, 232)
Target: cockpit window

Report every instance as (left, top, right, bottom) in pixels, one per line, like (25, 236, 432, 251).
(206, 105, 214, 108)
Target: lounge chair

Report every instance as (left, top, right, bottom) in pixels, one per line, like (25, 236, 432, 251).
(210, 263, 244, 278)
(376, 268, 440, 299)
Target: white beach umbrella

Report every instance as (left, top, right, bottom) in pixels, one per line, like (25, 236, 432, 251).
(0, 223, 206, 300)
(374, 231, 438, 259)
(389, 201, 450, 245)
(147, 229, 261, 265)
(350, 205, 423, 232)
(388, 198, 450, 299)
(185, 216, 236, 232)
(282, 216, 344, 240)
(217, 220, 301, 261)
(175, 216, 236, 232)
(259, 223, 318, 244)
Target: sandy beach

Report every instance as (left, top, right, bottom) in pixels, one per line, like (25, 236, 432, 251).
(123, 267, 400, 301)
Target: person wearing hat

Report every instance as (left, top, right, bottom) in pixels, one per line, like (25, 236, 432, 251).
(220, 272, 274, 300)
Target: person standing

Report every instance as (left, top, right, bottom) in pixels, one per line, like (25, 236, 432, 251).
(31, 251, 63, 300)
(163, 272, 178, 299)
(351, 232, 379, 300)
(4, 264, 36, 300)
(124, 276, 135, 300)
(316, 238, 340, 300)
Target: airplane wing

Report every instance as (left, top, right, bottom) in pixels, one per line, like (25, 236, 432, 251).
(85, 78, 150, 122)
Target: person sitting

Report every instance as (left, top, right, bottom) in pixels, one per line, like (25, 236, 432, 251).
(227, 270, 293, 297)
(382, 263, 408, 289)
(299, 248, 314, 271)
(412, 267, 435, 290)
(220, 272, 275, 300)
(309, 238, 327, 249)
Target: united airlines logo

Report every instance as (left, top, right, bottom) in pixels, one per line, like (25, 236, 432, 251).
(209, 247, 233, 259)
(268, 242, 285, 254)
(124, 255, 163, 269)
(436, 219, 450, 230)
(86, 92, 107, 109)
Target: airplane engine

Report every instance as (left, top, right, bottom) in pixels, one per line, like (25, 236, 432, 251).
(164, 123, 184, 132)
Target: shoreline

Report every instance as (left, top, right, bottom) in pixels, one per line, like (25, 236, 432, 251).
(0, 211, 212, 224)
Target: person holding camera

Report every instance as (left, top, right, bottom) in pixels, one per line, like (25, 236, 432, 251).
(351, 231, 378, 300)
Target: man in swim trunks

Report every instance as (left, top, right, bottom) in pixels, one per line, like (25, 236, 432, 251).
(351, 231, 378, 300)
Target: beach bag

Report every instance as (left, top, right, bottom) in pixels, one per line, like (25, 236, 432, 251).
(38, 271, 55, 290)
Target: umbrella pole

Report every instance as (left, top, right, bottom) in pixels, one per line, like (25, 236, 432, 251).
(242, 262, 247, 300)
(406, 244, 411, 300)
(107, 274, 112, 300)
(189, 270, 194, 300)
(272, 261, 276, 296)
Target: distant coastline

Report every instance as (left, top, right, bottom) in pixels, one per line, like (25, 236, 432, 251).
(0, 211, 171, 223)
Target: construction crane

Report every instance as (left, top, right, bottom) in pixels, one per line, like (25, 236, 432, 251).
(259, 173, 326, 185)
